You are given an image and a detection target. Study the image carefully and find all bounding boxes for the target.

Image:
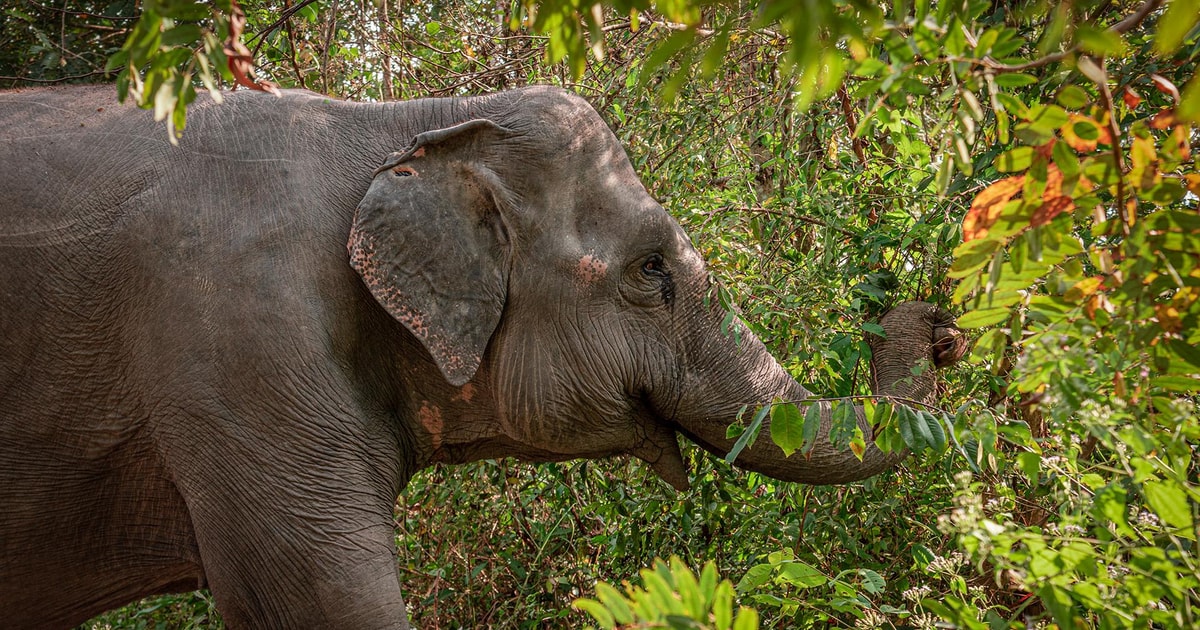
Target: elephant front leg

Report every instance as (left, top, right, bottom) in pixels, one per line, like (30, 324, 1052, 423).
(161, 412, 412, 629)
(183, 476, 411, 629)
(179, 473, 410, 629)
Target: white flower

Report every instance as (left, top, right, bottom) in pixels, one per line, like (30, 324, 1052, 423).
(1137, 511, 1161, 528)
(912, 612, 939, 630)
(903, 585, 932, 602)
(854, 609, 887, 630)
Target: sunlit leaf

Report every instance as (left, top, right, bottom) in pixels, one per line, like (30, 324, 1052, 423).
(769, 401, 805, 457)
(962, 176, 1024, 241)
(1143, 480, 1196, 538)
(1154, 0, 1200, 55)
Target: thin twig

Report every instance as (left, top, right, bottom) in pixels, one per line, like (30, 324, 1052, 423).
(961, 0, 1162, 73)
(22, 0, 137, 20)
(721, 206, 858, 238)
(1094, 57, 1131, 237)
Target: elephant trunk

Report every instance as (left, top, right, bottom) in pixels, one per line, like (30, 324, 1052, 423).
(672, 302, 963, 485)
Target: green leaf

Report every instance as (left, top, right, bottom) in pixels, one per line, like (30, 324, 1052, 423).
(1144, 480, 1196, 538)
(948, 238, 1001, 279)
(802, 402, 823, 455)
(732, 607, 759, 630)
(896, 405, 923, 451)
(955, 307, 1010, 329)
(776, 562, 827, 588)
(829, 402, 858, 449)
(699, 29, 730, 79)
(425, 21, 441, 35)
(923, 411, 947, 454)
(912, 544, 936, 568)
(665, 614, 704, 630)
(1051, 138, 1081, 178)
(161, 24, 202, 48)
(104, 49, 129, 73)
(639, 30, 696, 88)
(994, 73, 1038, 88)
(1092, 485, 1134, 537)
(713, 581, 734, 630)
(1151, 376, 1200, 392)
(1056, 85, 1091, 109)
(857, 569, 885, 594)
(770, 401, 805, 457)
(736, 564, 773, 593)
(1074, 25, 1126, 56)
(670, 557, 704, 620)
(573, 598, 616, 629)
(595, 582, 634, 624)
(1039, 584, 1076, 628)
(698, 562, 718, 610)
(726, 405, 769, 464)
(910, 409, 935, 453)
(995, 146, 1033, 172)
(1017, 451, 1040, 482)
(1168, 339, 1200, 372)
(871, 400, 893, 430)
(1179, 73, 1200, 123)
(1154, 0, 1200, 56)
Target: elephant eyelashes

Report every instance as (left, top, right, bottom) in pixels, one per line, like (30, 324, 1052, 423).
(392, 166, 417, 177)
(641, 254, 674, 306)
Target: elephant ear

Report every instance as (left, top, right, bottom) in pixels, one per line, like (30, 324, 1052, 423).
(348, 119, 514, 386)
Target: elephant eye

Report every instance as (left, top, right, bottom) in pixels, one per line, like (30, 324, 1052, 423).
(642, 254, 665, 276)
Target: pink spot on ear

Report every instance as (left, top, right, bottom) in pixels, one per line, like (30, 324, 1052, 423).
(453, 383, 477, 403)
(418, 401, 444, 452)
(413, 147, 426, 158)
(576, 254, 608, 286)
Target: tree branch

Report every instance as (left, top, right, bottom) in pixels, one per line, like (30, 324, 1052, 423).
(968, 0, 1163, 73)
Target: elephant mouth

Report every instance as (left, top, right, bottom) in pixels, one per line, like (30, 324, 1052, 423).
(628, 398, 691, 491)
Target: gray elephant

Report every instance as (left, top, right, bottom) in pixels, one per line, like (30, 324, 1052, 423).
(0, 85, 964, 628)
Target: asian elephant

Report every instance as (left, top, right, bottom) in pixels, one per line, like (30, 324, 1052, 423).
(0, 84, 965, 628)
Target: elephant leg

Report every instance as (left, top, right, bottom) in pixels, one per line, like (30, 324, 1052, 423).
(159, 407, 411, 629)
(182, 473, 410, 629)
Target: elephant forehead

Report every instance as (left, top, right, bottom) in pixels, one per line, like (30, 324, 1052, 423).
(671, 224, 706, 272)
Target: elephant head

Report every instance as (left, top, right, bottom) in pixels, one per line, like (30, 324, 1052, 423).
(348, 86, 965, 489)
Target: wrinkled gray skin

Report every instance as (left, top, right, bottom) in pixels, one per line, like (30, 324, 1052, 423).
(0, 85, 965, 628)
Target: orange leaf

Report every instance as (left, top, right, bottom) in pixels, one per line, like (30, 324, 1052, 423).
(223, 0, 280, 96)
(963, 176, 1025, 241)
(1156, 303, 1183, 333)
(1122, 86, 1142, 109)
(1186, 173, 1200, 196)
(1031, 195, 1074, 227)
(1035, 139, 1057, 160)
(1042, 164, 1065, 198)
(1173, 125, 1192, 161)
(1151, 74, 1180, 102)
(1150, 109, 1180, 129)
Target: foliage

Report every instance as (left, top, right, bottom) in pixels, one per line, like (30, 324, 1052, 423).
(573, 556, 759, 630)
(2, 0, 1196, 628)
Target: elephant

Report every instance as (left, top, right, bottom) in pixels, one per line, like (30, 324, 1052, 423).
(0, 84, 965, 628)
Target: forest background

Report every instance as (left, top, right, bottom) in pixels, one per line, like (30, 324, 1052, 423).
(2, 0, 1198, 628)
